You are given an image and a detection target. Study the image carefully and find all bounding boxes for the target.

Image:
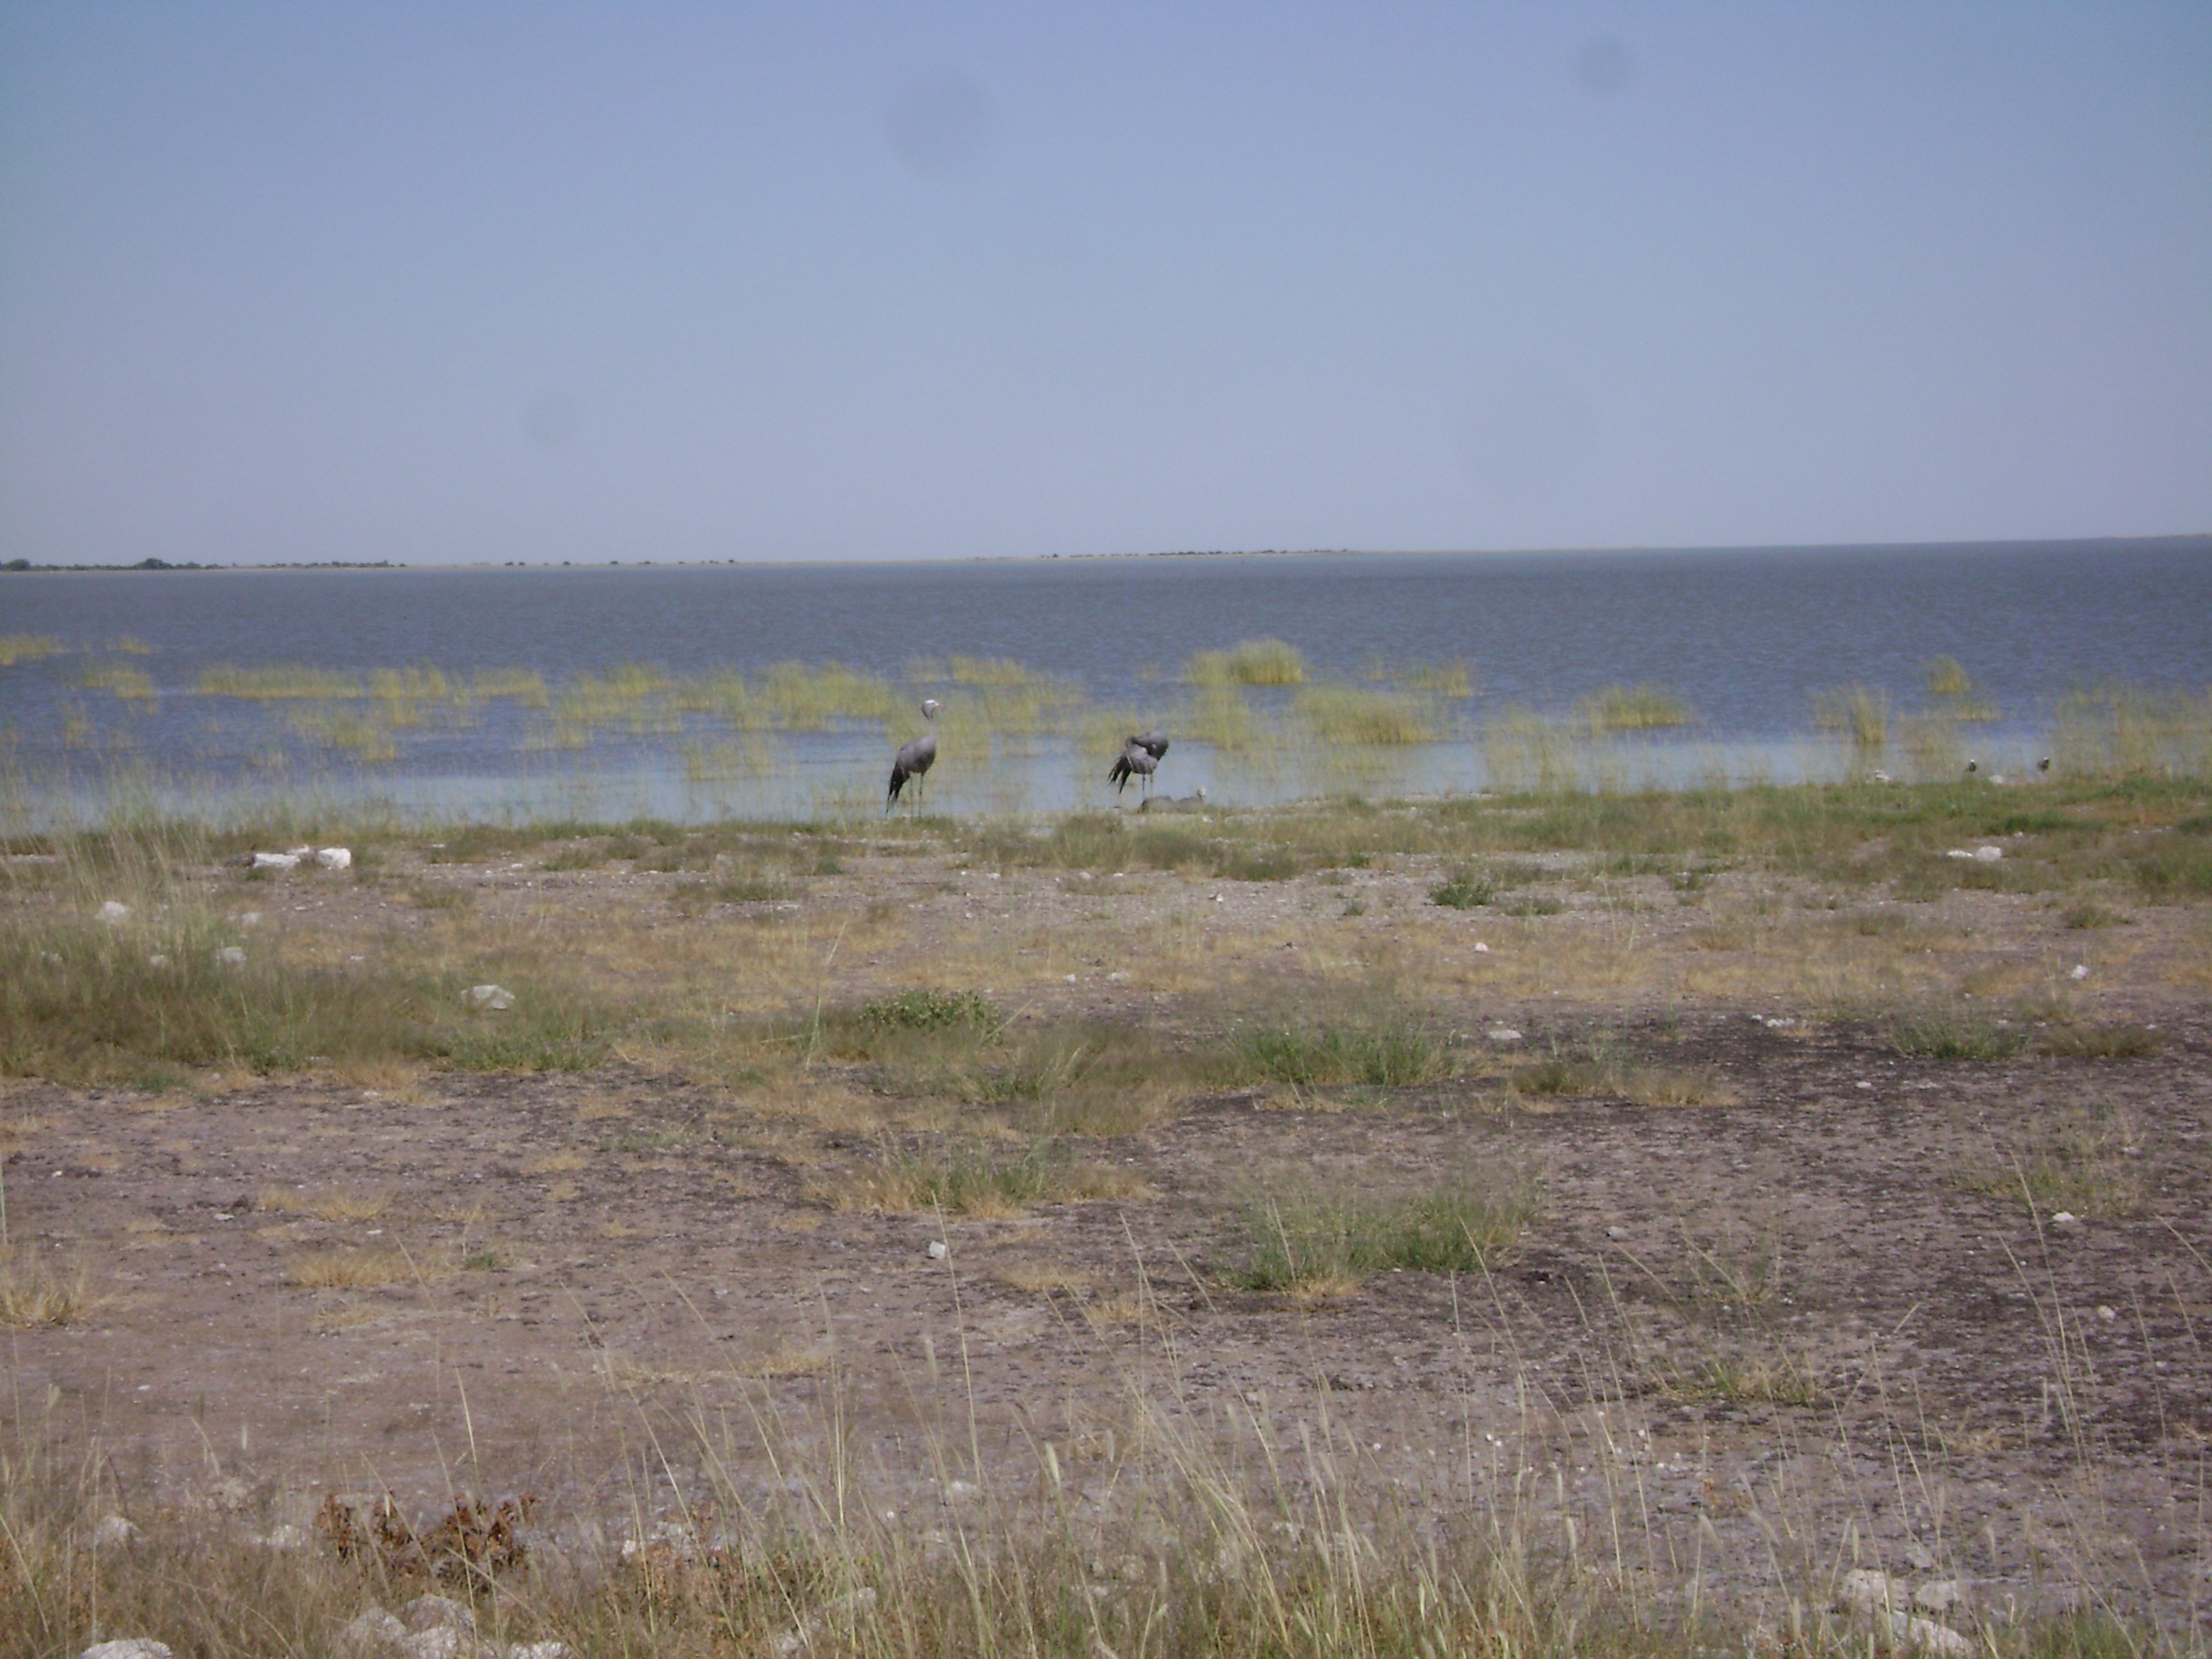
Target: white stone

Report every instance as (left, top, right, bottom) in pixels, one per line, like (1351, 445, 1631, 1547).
(504, 1646, 570, 1659)
(1895, 1615, 1974, 1658)
(251, 852, 300, 872)
(2097, 1305, 2118, 1321)
(145, 955, 169, 970)
(400, 1594, 476, 1633)
(464, 984, 516, 1011)
(284, 845, 315, 858)
(78, 1642, 176, 1659)
(2069, 963, 2089, 981)
(1837, 1568, 1902, 1619)
(1914, 1580, 1971, 1614)
(1473, 941, 1490, 953)
(1972, 845, 2003, 862)
(317, 846, 354, 871)
(215, 945, 247, 966)
(1485, 1028, 1522, 1043)
(91, 1514, 143, 1550)
(239, 911, 262, 927)
(97, 900, 130, 924)
(925, 1241, 949, 1260)
(398, 1631, 468, 1659)
(2051, 1211, 2079, 1226)
(1945, 849, 1972, 860)
(943, 1479, 980, 1505)
(336, 1609, 408, 1657)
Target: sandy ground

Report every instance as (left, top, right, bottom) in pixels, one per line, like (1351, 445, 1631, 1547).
(4, 838, 2208, 1635)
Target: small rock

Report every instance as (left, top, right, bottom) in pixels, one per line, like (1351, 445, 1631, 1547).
(925, 1241, 948, 1261)
(284, 844, 315, 858)
(1896, 1615, 1975, 1658)
(78, 1642, 176, 1659)
(239, 910, 262, 927)
(1485, 1028, 1522, 1043)
(1855, 1080, 1874, 1090)
(400, 1595, 476, 1634)
(215, 945, 247, 966)
(316, 846, 354, 871)
(504, 1646, 570, 1659)
(943, 1479, 980, 1505)
(256, 1523, 310, 1550)
(336, 1609, 408, 1657)
(464, 984, 516, 1011)
(771, 1587, 878, 1655)
(1837, 1568, 1902, 1619)
(1106, 971, 1128, 982)
(207, 1475, 252, 1511)
(91, 1514, 143, 1550)
(2068, 963, 2089, 981)
(1972, 845, 2002, 862)
(146, 954, 170, 969)
(1914, 1580, 1971, 1614)
(97, 900, 130, 924)
(2051, 1211, 2079, 1226)
(1473, 941, 1491, 953)
(2097, 1305, 2117, 1321)
(1944, 848, 1972, 860)
(251, 852, 300, 872)
(398, 1631, 469, 1659)
(1605, 1226, 1628, 1241)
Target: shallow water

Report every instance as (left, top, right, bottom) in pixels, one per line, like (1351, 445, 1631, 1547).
(3, 538, 2206, 822)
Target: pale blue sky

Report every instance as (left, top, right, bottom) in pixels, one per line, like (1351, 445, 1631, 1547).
(2, 3, 2206, 565)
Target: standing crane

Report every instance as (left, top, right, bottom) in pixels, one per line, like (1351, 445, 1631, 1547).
(1108, 729, 1170, 798)
(886, 699, 941, 811)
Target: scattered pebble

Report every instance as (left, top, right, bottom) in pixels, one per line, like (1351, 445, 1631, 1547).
(215, 945, 247, 966)
(1473, 941, 1490, 953)
(925, 1241, 948, 1261)
(2051, 1211, 2080, 1226)
(97, 900, 130, 924)
(239, 911, 263, 927)
(91, 1514, 143, 1550)
(2097, 1305, 2118, 1322)
(336, 1609, 406, 1657)
(316, 846, 354, 871)
(146, 954, 169, 969)
(1485, 1028, 1522, 1043)
(1854, 1080, 1874, 1090)
(1106, 971, 1129, 982)
(942, 1480, 980, 1505)
(250, 852, 300, 872)
(400, 1594, 475, 1634)
(1606, 1226, 1628, 1241)
(2069, 963, 2089, 981)
(464, 984, 516, 1011)
(78, 1642, 175, 1659)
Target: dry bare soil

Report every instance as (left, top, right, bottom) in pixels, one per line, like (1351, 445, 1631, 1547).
(4, 813, 2209, 1647)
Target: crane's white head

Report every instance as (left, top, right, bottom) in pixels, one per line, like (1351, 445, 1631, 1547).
(920, 698, 941, 721)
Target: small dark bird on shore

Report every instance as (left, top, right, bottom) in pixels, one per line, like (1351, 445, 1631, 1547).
(1965, 759, 1978, 775)
(1110, 730, 1169, 795)
(2038, 756, 2051, 773)
(886, 699, 940, 811)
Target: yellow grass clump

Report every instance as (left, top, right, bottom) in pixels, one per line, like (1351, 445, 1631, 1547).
(1295, 685, 1434, 745)
(1578, 683, 1693, 732)
(0, 634, 66, 667)
(1187, 638, 1306, 687)
(197, 663, 366, 698)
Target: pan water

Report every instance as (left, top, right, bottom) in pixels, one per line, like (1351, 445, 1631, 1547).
(4, 539, 2207, 823)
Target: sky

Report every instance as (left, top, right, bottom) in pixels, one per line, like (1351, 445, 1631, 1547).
(1, 3, 2207, 567)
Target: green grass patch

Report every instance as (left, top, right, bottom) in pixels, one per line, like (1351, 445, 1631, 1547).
(1225, 1007, 1452, 1090)
(1429, 871, 1493, 909)
(1888, 1007, 2028, 1060)
(1231, 1172, 1538, 1293)
(2036, 1022, 2164, 1059)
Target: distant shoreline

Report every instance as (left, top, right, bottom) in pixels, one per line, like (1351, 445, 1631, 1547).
(3, 531, 2206, 575)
